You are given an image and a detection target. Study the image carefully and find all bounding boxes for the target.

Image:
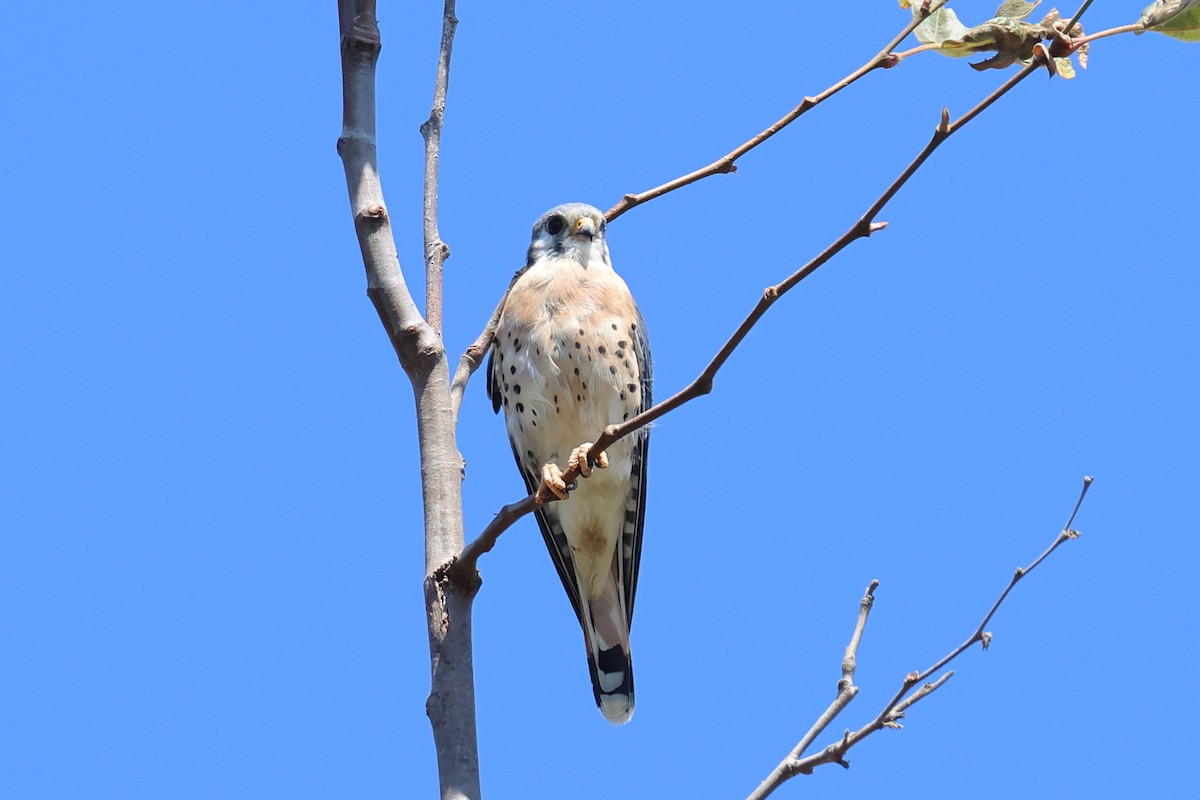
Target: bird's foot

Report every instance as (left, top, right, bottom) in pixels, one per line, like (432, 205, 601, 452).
(568, 442, 609, 479)
(536, 462, 570, 505)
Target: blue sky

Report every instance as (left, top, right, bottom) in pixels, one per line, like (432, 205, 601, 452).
(3, 2, 1197, 798)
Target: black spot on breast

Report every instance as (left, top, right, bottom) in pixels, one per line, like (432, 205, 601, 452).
(627, 383, 637, 392)
(509, 366, 516, 375)
(620, 392, 626, 401)
(576, 394, 582, 402)
(515, 402, 525, 413)
(615, 350, 625, 359)
(623, 360, 631, 369)
(598, 346, 606, 354)
(514, 384, 522, 395)
(611, 323, 618, 330)
(574, 368, 580, 375)
(526, 450, 535, 460)
(609, 365, 617, 375)
(578, 328, 585, 335)
(574, 342, 581, 350)
(581, 382, 587, 390)
(618, 340, 627, 349)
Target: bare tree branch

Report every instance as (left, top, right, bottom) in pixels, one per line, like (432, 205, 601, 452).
(1073, 22, 1147, 46)
(602, 0, 951, 223)
(746, 581, 879, 799)
(455, 51, 1053, 577)
(421, 2, 458, 335)
(336, 0, 437, 376)
(448, 267, 522, 422)
(747, 476, 1093, 798)
(337, 4, 477, 799)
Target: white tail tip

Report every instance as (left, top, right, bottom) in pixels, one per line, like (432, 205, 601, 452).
(599, 693, 634, 725)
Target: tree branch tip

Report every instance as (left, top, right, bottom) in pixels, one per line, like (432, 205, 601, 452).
(869, 221, 889, 234)
(938, 106, 951, 132)
(1063, 528, 1081, 540)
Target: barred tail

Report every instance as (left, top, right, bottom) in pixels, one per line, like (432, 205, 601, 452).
(581, 579, 635, 724)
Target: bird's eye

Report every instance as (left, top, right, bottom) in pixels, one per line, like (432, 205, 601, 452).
(545, 215, 566, 236)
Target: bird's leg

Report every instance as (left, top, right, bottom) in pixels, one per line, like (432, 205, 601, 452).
(568, 442, 609, 479)
(536, 462, 570, 505)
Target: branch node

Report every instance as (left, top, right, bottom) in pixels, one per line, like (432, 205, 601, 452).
(868, 221, 889, 235)
(980, 631, 993, 650)
(937, 106, 951, 133)
(764, 285, 780, 300)
(360, 203, 388, 223)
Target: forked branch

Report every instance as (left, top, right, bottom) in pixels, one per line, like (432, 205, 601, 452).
(603, 1, 952, 223)
(454, 52, 1051, 579)
(746, 476, 1093, 799)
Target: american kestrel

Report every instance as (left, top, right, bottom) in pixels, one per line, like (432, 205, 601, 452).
(487, 203, 652, 724)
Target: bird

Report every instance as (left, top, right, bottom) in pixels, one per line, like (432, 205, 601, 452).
(486, 203, 652, 724)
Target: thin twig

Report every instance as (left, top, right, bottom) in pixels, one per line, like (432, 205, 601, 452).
(420, 1, 458, 335)
(747, 476, 1092, 798)
(746, 582, 878, 800)
(905, 475, 1092, 689)
(602, 0, 951, 223)
(455, 49, 1049, 574)
(449, 267, 523, 422)
(1073, 22, 1146, 46)
(1063, 0, 1097, 36)
(892, 42, 940, 62)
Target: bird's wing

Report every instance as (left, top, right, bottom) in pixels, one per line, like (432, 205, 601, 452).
(621, 308, 652, 623)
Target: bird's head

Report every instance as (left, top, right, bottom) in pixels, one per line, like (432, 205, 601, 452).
(526, 203, 611, 269)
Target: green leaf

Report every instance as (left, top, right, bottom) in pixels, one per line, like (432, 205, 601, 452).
(914, 7, 972, 46)
(994, 0, 1041, 21)
(1140, 0, 1200, 41)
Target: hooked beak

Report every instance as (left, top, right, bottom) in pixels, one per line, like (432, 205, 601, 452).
(572, 216, 597, 241)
